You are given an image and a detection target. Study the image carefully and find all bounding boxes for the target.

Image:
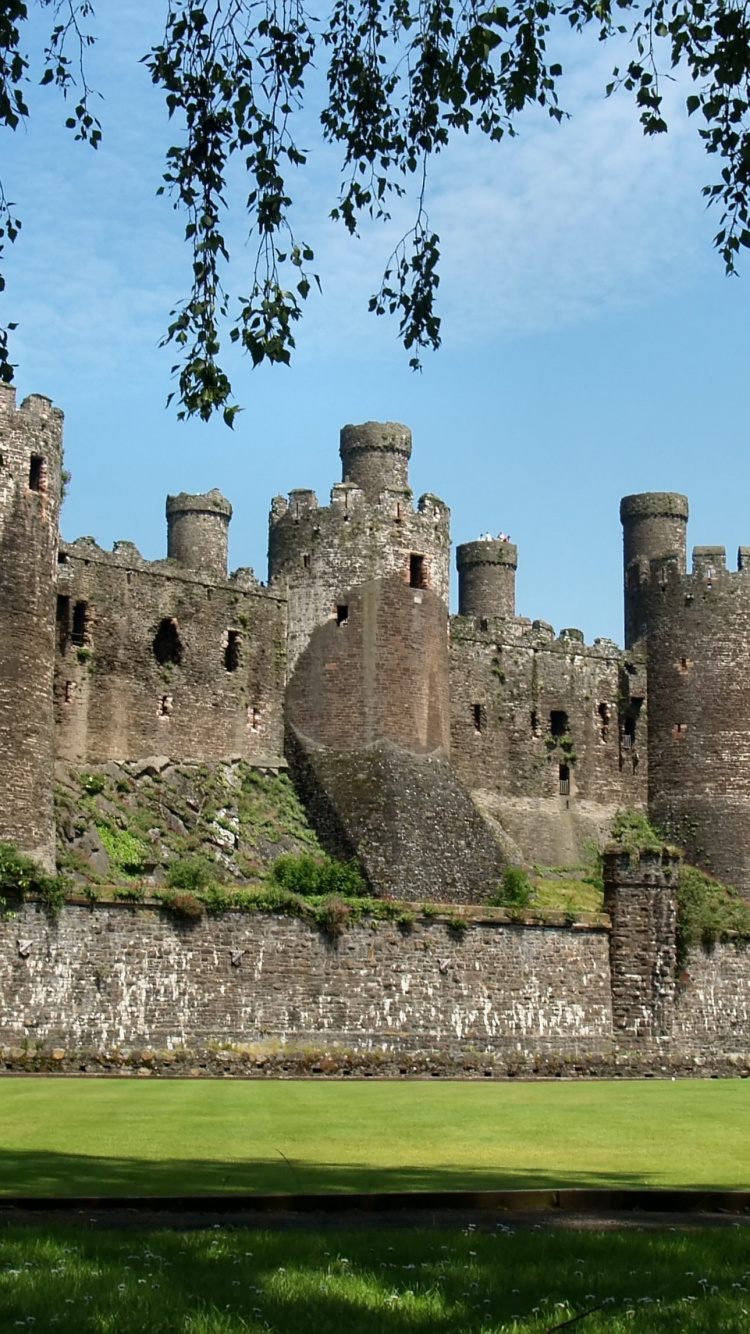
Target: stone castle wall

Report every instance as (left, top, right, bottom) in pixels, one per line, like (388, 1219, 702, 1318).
(0, 900, 613, 1056)
(449, 616, 647, 863)
(268, 484, 451, 673)
(286, 576, 450, 755)
(1, 897, 749, 1070)
(54, 538, 287, 765)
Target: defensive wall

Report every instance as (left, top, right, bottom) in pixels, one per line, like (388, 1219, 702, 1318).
(54, 527, 287, 767)
(1, 850, 748, 1075)
(450, 538, 647, 865)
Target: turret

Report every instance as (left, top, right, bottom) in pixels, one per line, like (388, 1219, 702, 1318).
(620, 492, 688, 648)
(339, 422, 411, 498)
(166, 489, 232, 578)
(456, 540, 517, 619)
(0, 385, 64, 871)
(269, 421, 450, 673)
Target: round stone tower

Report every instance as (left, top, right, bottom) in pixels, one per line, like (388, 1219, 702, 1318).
(456, 540, 517, 619)
(641, 546, 750, 897)
(339, 422, 412, 498)
(620, 492, 688, 648)
(166, 489, 232, 578)
(0, 386, 64, 871)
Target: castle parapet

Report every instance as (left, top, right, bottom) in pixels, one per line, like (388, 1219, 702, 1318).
(692, 545, 726, 577)
(166, 489, 232, 578)
(456, 539, 517, 619)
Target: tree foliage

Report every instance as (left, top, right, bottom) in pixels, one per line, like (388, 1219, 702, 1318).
(2, 0, 750, 421)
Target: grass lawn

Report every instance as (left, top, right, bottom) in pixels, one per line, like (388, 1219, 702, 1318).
(531, 876, 604, 913)
(0, 1079, 749, 1197)
(1, 1222, 750, 1331)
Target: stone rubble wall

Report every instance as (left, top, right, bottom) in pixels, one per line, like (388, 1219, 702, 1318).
(0, 901, 612, 1057)
(1, 901, 749, 1074)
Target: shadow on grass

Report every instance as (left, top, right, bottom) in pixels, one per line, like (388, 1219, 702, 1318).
(0, 1147, 728, 1197)
(0, 1220, 749, 1334)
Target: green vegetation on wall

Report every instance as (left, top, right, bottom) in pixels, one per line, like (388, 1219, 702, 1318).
(676, 866, 750, 970)
(54, 759, 325, 890)
(0, 842, 68, 915)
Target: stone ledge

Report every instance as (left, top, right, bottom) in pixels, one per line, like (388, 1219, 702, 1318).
(7, 893, 611, 930)
(1, 1043, 748, 1080)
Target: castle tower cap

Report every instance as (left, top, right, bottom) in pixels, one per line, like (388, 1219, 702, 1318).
(340, 421, 412, 458)
(166, 488, 232, 519)
(620, 493, 689, 523)
(457, 539, 518, 570)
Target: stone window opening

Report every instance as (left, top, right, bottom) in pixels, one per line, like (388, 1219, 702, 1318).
(394, 502, 403, 524)
(56, 594, 70, 652)
(224, 630, 241, 673)
(621, 697, 644, 750)
(153, 617, 183, 666)
(336, 604, 349, 626)
(302, 552, 310, 569)
(479, 617, 489, 632)
(250, 706, 261, 731)
(550, 710, 568, 737)
(159, 694, 173, 718)
(57, 551, 69, 565)
(409, 553, 427, 589)
(473, 703, 482, 733)
(559, 764, 570, 796)
(598, 702, 611, 741)
(28, 455, 46, 493)
(71, 600, 89, 648)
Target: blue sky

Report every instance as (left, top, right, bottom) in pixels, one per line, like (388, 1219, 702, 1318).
(3, 2, 749, 643)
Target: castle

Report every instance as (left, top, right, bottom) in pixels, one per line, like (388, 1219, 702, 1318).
(0, 383, 746, 901)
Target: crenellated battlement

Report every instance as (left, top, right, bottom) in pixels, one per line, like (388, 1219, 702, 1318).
(58, 532, 267, 594)
(637, 545, 750, 599)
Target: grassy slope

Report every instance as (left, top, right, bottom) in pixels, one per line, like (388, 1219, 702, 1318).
(1, 1224, 749, 1333)
(1, 1081, 749, 1196)
(55, 761, 323, 886)
(531, 875, 603, 913)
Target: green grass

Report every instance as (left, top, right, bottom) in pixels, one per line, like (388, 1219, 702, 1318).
(1, 1080, 749, 1197)
(2, 1223, 750, 1331)
(530, 877, 604, 913)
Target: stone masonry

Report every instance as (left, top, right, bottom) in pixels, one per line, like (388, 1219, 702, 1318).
(2, 387, 750, 1067)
